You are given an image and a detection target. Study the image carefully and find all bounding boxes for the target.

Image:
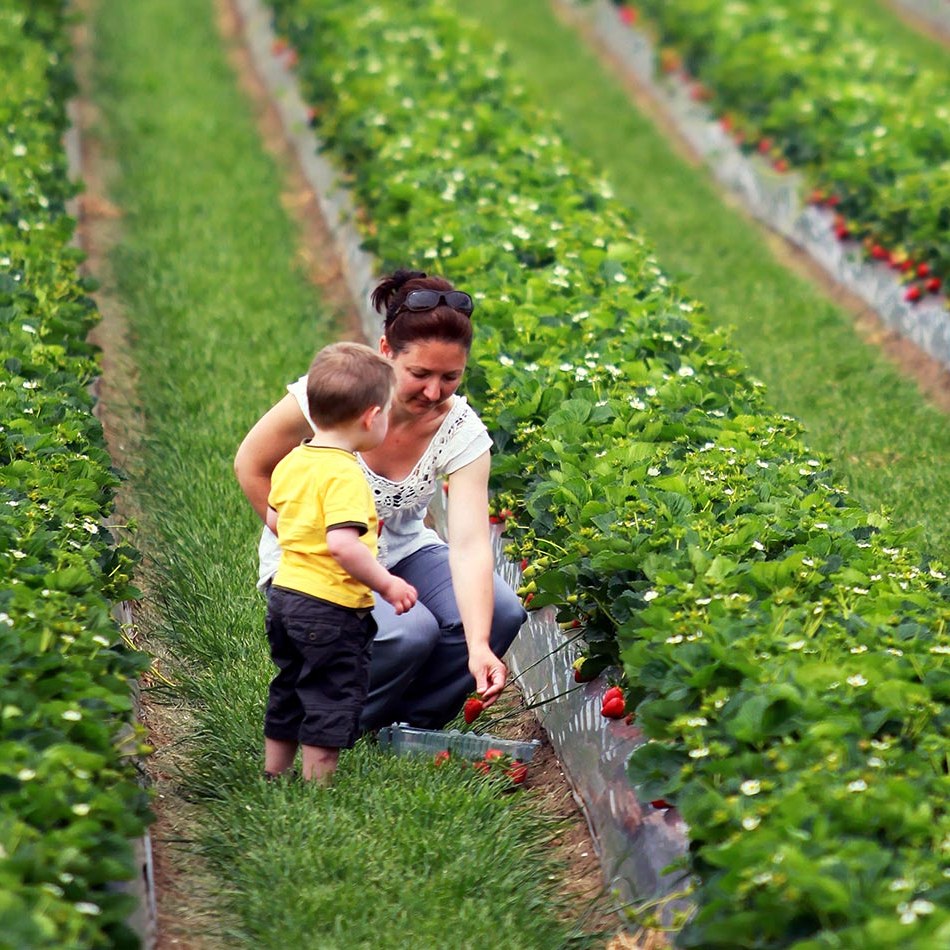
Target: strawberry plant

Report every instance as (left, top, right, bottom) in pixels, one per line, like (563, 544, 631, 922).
(1, 3, 152, 945)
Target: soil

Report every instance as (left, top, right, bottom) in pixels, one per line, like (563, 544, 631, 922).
(881, 0, 950, 46)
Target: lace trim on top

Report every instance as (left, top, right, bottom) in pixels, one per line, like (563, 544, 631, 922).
(357, 397, 486, 520)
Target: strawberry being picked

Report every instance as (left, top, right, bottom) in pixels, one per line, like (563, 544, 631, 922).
(463, 695, 484, 724)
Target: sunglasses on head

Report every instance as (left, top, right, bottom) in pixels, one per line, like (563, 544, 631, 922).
(398, 289, 475, 316)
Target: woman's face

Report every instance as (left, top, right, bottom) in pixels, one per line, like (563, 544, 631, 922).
(382, 337, 468, 414)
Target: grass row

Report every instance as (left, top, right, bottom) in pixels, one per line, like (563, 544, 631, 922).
(454, 0, 950, 559)
(87, 0, 602, 946)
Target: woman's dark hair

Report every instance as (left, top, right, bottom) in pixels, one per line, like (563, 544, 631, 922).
(371, 268, 474, 354)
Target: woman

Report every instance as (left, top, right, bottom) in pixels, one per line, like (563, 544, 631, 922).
(234, 269, 527, 731)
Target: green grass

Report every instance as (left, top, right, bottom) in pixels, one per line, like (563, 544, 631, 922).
(451, 0, 950, 559)
(88, 0, 602, 946)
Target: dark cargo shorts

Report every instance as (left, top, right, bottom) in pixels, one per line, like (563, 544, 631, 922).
(264, 585, 377, 749)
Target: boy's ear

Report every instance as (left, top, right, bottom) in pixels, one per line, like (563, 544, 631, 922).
(361, 404, 383, 429)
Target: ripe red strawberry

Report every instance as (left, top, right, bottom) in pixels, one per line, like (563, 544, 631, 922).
(650, 799, 673, 809)
(618, 4, 637, 26)
(498, 508, 513, 521)
(472, 759, 490, 775)
(917, 262, 931, 278)
(757, 137, 773, 155)
(603, 685, 624, 704)
(484, 749, 504, 761)
(463, 696, 484, 724)
(925, 276, 942, 294)
(433, 750, 450, 766)
(870, 244, 889, 261)
(488, 515, 502, 524)
(601, 695, 626, 719)
(900, 259, 915, 273)
(519, 557, 529, 572)
(506, 761, 528, 785)
(720, 114, 733, 132)
(825, 194, 840, 208)
(905, 285, 922, 303)
(834, 223, 850, 241)
(773, 158, 789, 173)
(524, 592, 535, 606)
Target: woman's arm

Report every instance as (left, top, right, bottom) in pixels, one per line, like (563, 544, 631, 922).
(445, 451, 507, 706)
(234, 393, 312, 522)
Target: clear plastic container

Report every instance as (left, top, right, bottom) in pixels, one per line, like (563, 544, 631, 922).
(376, 723, 541, 762)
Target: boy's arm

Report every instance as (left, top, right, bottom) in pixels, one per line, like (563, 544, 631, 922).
(326, 527, 417, 615)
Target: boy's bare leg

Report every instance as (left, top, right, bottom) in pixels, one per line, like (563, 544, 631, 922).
(265, 737, 298, 775)
(301, 745, 340, 783)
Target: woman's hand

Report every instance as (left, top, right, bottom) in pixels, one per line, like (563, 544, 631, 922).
(468, 646, 507, 708)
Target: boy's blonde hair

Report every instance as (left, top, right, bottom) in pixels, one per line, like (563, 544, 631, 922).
(306, 341, 394, 428)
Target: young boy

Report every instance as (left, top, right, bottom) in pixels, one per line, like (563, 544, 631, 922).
(263, 341, 417, 783)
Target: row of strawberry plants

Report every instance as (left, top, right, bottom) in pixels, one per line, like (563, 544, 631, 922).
(602, 0, 950, 302)
(266, 0, 948, 944)
(0, 3, 151, 947)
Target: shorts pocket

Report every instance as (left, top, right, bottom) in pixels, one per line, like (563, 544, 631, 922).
(285, 618, 339, 648)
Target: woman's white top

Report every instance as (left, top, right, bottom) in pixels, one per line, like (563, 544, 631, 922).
(256, 374, 492, 588)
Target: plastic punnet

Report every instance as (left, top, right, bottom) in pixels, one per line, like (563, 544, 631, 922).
(376, 723, 541, 762)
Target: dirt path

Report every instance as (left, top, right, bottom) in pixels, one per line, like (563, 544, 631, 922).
(69, 0, 663, 945)
(882, 0, 950, 46)
(550, 0, 950, 415)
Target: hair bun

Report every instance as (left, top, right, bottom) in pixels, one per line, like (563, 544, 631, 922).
(371, 269, 428, 315)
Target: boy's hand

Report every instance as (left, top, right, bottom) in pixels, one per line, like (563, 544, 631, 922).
(265, 506, 279, 535)
(381, 576, 417, 615)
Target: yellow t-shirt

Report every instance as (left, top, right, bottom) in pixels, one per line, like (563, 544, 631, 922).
(268, 444, 378, 609)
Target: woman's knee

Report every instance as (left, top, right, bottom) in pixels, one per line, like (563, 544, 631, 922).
(374, 606, 442, 667)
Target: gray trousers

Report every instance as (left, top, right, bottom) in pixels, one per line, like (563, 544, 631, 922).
(360, 545, 527, 731)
